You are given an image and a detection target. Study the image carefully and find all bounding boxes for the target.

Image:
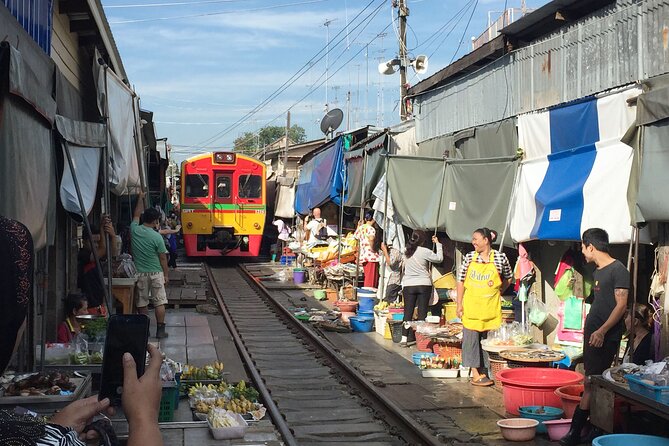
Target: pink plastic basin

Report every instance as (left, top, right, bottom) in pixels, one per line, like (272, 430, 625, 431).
(496, 368, 584, 415)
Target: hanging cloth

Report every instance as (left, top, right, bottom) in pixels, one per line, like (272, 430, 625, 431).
(462, 252, 503, 332)
(563, 296, 584, 330)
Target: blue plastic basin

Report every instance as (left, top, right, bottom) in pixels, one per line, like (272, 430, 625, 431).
(593, 435, 669, 446)
(412, 352, 436, 366)
(518, 406, 564, 434)
(349, 316, 374, 332)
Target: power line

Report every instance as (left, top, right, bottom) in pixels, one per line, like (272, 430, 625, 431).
(109, 0, 329, 24)
(104, 0, 248, 9)
(421, 0, 476, 58)
(190, 0, 385, 150)
(448, 0, 479, 64)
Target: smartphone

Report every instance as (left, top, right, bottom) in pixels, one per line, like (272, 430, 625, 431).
(99, 314, 150, 406)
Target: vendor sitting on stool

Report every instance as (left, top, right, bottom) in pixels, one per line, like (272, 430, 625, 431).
(57, 293, 88, 343)
(456, 228, 513, 387)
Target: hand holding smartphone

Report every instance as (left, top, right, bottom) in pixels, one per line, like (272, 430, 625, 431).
(99, 314, 150, 406)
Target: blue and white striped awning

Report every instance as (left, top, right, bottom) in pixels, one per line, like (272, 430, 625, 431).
(510, 88, 640, 243)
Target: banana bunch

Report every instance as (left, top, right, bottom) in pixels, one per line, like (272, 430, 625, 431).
(182, 361, 224, 380)
(195, 400, 211, 414)
(223, 397, 254, 414)
(374, 301, 390, 311)
(188, 383, 218, 398)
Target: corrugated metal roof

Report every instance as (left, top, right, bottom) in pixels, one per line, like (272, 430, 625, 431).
(414, 0, 656, 143)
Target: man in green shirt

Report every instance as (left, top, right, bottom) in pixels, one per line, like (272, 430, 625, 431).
(131, 192, 170, 339)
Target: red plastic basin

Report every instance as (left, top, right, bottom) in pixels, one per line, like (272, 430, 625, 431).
(555, 384, 584, 419)
(496, 368, 584, 415)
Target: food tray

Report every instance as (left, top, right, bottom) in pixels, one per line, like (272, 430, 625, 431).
(625, 374, 669, 405)
(0, 374, 91, 409)
(500, 349, 565, 363)
(481, 340, 532, 353)
(208, 413, 248, 439)
(421, 369, 460, 378)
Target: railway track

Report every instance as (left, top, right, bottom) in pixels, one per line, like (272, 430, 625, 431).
(206, 263, 440, 446)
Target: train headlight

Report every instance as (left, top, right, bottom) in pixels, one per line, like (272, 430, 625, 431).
(187, 222, 193, 229)
(253, 223, 260, 229)
(243, 237, 249, 243)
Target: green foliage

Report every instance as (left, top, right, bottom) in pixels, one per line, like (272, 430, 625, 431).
(233, 125, 306, 155)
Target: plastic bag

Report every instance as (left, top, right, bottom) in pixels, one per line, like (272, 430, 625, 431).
(115, 253, 137, 278)
(528, 296, 548, 327)
(70, 333, 90, 365)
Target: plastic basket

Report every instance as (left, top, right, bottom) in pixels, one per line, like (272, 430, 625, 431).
(174, 372, 181, 409)
(415, 332, 435, 352)
(490, 358, 509, 378)
(388, 320, 403, 343)
(159, 382, 178, 422)
(625, 374, 669, 405)
(432, 341, 462, 358)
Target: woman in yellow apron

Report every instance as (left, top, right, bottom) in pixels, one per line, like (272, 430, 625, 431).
(456, 228, 513, 386)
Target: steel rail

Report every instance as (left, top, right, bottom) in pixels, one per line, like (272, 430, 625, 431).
(235, 264, 441, 446)
(204, 264, 299, 446)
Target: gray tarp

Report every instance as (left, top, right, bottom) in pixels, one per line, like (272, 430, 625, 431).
(274, 176, 296, 218)
(0, 42, 56, 250)
(387, 155, 518, 243)
(55, 115, 106, 216)
(344, 133, 387, 207)
(417, 118, 518, 159)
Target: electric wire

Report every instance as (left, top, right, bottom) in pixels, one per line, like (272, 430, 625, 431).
(109, 0, 329, 24)
(189, 0, 385, 150)
(104, 0, 248, 9)
(448, 0, 479, 64)
(416, 0, 475, 53)
(426, 0, 477, 59)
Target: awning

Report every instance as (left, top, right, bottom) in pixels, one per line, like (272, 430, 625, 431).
(55, 115, 106, 217)
(510, 88, 640, 243)
(0, 42, 56, 250)
(344, 133, 387, 207)
(294, 138, 344, 215)
(274, 176, 296, 218)
(386, 155, 517, 243)
(417, 118, 518, 159)
(94, 55, 141, 196)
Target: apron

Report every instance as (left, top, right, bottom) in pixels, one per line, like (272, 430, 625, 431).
(462, 252, 503, 332)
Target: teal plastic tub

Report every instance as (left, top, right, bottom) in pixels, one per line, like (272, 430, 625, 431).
(518, 406, 564, 434)
(593, 434, 669, 446)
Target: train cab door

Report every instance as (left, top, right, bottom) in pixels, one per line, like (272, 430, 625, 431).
(235, 170, 263, 229)
(213, 172, 233, 225)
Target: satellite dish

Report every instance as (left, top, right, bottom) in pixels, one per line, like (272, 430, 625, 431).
(411, 55, 429, 74)
(320, 108, 344, 135)
(378, 59, 398, 75)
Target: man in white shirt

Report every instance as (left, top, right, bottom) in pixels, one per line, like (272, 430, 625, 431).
(305, 207, 328, 241)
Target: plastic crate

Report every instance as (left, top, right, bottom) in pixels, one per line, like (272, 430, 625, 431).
(174, 373, 181, 409)
(159, 382, 178, 422)
(625, 374, 669, 405)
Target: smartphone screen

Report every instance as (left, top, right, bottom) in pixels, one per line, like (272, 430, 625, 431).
(99, 314, 150, 406)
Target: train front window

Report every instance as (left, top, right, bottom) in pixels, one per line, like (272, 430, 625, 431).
(216, 176, 231, 198)
(238, 175, 262, 199)
(185, 174, 209, 198)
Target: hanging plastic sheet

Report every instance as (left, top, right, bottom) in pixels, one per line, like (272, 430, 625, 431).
(274, 176, 296, 218)
(510, 89, 640, 243)
(0, 42, 56, 250)
(344, 133, 387, 207)
(55, 115, 106, 217)
(94, 55, 141, 195)
(371, 173, 405, 252)
(294, 138, 342, 215)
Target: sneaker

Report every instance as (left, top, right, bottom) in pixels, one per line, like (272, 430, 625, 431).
(406, 340, 416, 347)
(399, 341, 408, 348)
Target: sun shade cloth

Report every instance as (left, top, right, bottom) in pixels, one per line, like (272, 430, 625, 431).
(55, 115, 106, 217)
(0, 42, 56, 250)
(386, 155, 517, 243)
(418, 118, 518, 159)
(344, 133, 387, 207)
(510, 88, 639, 243)
(94, 55, 141, 195)
(294, 138, 344, 215)
(629, 85, 669, 223)
(274, 176, 296, 218)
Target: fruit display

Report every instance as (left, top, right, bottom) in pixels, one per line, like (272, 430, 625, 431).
(189, 380, 265, 420)
(230, 380, 259, 403)
(208, 408, 243, 428)
(181, 361, 225, 380)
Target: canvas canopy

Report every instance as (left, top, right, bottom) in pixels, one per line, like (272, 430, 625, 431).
(344, 133, 387, 207)
(386, 155, 517, 243)
(94, 55, 141, 195)
(294, 138, 343, 215)
(0, 42, 56, 250)
(55, 115, 106, 217)
(274, 176, 296, 218)
(418, 118, 518, 159)
(510, 88, 640, 243)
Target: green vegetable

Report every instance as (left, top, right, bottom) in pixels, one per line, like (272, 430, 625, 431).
(70, 352, 90, 365)
(90, 352, 103, 364)
(83, 318, 108, 341)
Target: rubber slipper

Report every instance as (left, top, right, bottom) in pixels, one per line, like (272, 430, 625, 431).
(471, 376, 494, 387)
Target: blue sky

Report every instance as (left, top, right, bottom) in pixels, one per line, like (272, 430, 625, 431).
(102, 0, 550, 162)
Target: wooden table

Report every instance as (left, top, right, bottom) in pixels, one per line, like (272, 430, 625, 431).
(105, 277, 137, 314)
(590, 375, 669, 432)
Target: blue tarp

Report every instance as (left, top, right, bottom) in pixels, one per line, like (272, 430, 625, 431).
(294, 138, 344, 215)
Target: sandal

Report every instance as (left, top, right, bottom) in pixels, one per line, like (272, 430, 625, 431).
(471, 376, 494, 387)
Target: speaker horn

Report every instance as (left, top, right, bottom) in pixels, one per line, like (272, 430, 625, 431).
(411, 55, 429, 74)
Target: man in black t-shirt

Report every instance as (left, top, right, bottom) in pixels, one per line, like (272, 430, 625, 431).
(560, 228, 629, 446)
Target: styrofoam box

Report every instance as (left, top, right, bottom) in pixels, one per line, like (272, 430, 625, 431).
(208, 413, 248, 440)
(421, 368, 460, 378)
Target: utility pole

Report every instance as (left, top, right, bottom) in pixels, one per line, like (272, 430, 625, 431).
(346, 91, 351, 130)
(324, 19, 336, 112)
(284, 110, 290, 176)
(398, 0, 409, 121)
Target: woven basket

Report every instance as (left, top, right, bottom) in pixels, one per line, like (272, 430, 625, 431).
(432, 341, 462, 358)
(489, 358, 509, 378)
(326, 289, 338, 303)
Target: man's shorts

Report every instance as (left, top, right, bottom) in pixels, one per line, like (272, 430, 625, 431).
(135, 272, 168, 308)
(583, 329, 620, 376)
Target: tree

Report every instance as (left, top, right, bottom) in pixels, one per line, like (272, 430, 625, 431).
(233, 125, 307, 154)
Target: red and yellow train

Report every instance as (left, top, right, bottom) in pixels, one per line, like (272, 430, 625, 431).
(180, 152, 266, 257)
